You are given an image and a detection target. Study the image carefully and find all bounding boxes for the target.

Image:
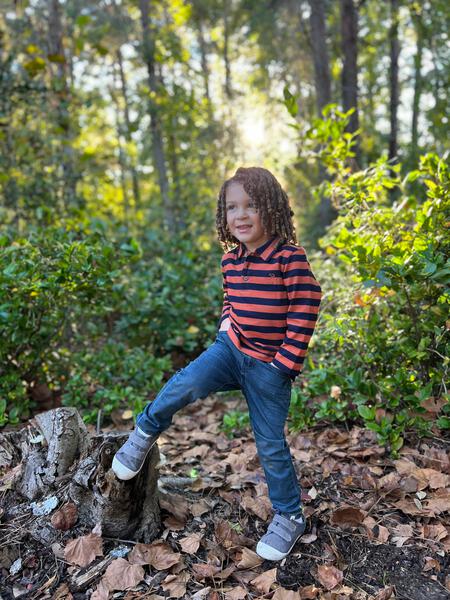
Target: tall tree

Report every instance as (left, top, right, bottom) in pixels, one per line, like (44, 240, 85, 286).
(340, 0, 359, 157)
(139, 0, 173, 232)
(388, 0, 400, 162)
(410, 5, 424, 165)
(308, 0, 331, 114)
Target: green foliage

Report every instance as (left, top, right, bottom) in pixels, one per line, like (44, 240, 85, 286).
(221, 410, 250, 438)
(287, 108, 449, 454)
(61, 341, 171, 424)
(111, 231, 223, 354)
(0, 223, 139, 425)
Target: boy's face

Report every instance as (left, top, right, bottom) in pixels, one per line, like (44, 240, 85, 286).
(225, 182, 270, 252)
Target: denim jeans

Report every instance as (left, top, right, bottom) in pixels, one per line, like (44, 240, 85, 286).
(136, 330, 302, 514)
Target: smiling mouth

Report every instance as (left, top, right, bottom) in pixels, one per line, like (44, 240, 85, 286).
(237, 226, 251, 231)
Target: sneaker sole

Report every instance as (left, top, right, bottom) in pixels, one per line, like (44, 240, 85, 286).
(256, 533, 302, 561)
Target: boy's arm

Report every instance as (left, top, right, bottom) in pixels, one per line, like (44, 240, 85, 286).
(271, 247, 322, 378)
(218, 259, 232, 328)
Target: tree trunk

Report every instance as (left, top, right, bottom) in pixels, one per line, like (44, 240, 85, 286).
(139, 0, 174, 232)
(388, 0, 400, 163)
(308, 0, 337, 229)
(308, 0, 331, 114)
(0, 408, 160, 545)
(196, 17, 213, 120)
(340, 0, 359, 160)
(117, 47, 141, 211)
(410, 9, 424, 166)
(223, 0, 232, 99)
(47, 0, 79, 211)
(109, 72, 130, 221)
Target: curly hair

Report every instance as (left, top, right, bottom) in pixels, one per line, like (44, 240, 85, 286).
(216, 166, 297, 251)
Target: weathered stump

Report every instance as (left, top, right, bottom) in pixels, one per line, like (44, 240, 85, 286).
(0, 407, 160, 545)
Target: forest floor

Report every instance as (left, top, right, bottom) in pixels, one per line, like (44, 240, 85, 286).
(1, 392, 449, 600)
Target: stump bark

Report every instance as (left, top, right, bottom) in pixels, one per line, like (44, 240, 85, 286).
(0, 407, 160, 545)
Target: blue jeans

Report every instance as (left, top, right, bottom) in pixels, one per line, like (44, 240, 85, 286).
(136, 330, 302, 514)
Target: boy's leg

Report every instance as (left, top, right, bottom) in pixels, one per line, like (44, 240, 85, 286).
(242, 359, 305, 560)
(113, 331, 239, 479)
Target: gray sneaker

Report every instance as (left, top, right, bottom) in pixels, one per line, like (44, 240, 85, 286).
(112, 427, 159, 480)
(256, 511, 306, 561)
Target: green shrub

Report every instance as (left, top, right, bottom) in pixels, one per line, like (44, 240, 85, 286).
(285, 103, 449, 454)
(0, 223, 139, 425)
(61, 341, 171, 424)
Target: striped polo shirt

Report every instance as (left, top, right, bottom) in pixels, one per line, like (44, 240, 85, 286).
(219, 235, 322, 380)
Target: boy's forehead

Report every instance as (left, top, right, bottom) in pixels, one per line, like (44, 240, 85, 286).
(225, 182, 252, 202)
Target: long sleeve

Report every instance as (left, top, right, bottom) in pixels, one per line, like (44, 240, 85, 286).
(218, 259, 232, 328)
(272, 247, 322, 378)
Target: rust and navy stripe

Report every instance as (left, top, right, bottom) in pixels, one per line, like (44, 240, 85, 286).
(219, 235, 322, 380)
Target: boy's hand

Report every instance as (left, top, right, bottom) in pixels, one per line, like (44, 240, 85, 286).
(219, 317, 231, 331)
(270, 362, 281, 370)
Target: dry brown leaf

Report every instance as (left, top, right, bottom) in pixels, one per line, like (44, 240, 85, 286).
(330, 507, 366, 529)
(298, 584, 320, 599)
(235, 547, 263, 569)
(371, 585, 395, 600)
(159, 492, 189, 522)
(224, 586, 247, 599)
(423, 556, 441, 572)
(179, 532, 203, 554)
(215, 564, 236, 581)
(215, 519, 243, 549)
(161, 571, 190, 598)
(240, 494, 272, 521)
(300, 532, 318, 544)
(190, 499, 211, 517)
(163, 516, 185, 530)
(250, 568, 277, 594)
(64, 532, 103, 567)
(51, 503, 78, 531)
(192, 562, 222, 580)
(103, 558, 144, 591)
(445, 574, 450, 592)
(91, 579, 110, 600)
(272, 587, 301, 599)
(316, 565, 343, 590)
(128, 542, 181, 570)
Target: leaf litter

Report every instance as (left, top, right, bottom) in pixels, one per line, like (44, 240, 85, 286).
(0, 393, 449, 599)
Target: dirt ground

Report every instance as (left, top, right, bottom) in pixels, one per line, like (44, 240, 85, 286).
(0, 392, 449, 599)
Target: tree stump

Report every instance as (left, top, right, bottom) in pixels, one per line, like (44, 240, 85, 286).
(0, 407, 160, 545)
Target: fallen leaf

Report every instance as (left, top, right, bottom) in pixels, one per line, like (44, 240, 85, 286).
(64, 533, 103, 567)
(51, 503, 78, 531)
(423, 556, 441, 572)
(236, 547, 263, 569)
(330, 507, 366, 529)
(103, 558, 144, 591)
(159, 492, 189, 522)
(128, 542, 181, 570)
(192, 562, 222, 580)
(272, 587, 301, 599)
(250, 568, 277, 594)
(316, 565, 343, 590)
(224, 586, 247, 599)
(161, 571, 190, 598)
(91, 579, 110, 600)
(190, 499, 211, 517)
(215, 519, 243, 549)
(298, 584, 320, 598)
(372, 586, 395, 600)
(240, 494, 271, 521)
(179, 533, 203, 554)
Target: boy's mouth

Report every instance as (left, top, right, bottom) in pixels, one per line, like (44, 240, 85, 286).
(237, 225, 251, 231)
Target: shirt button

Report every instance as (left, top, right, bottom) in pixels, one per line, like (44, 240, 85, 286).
(243, 275, 249, 281)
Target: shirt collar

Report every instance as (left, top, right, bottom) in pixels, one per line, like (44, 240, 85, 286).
(237, 235, 282, 261)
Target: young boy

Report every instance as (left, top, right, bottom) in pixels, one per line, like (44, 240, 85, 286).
(112, 166, 322, 560)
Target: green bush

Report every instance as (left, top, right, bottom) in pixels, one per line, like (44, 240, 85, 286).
(61, 341, 171, 424)
(285, 104, 449, 453)
(0, 223, 139, 425)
